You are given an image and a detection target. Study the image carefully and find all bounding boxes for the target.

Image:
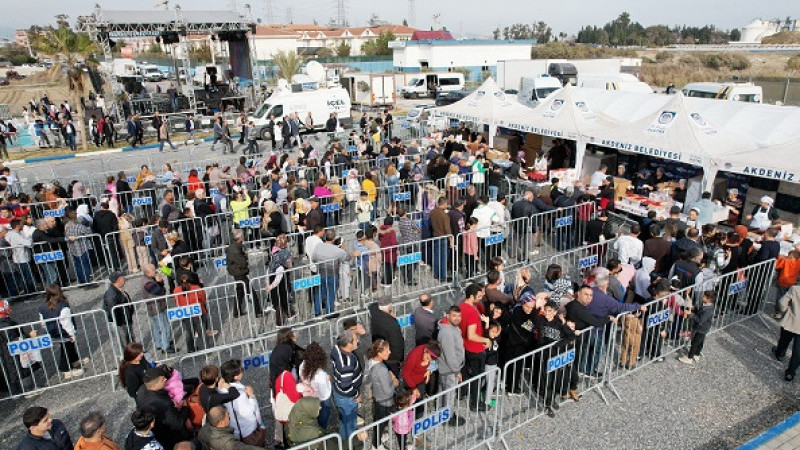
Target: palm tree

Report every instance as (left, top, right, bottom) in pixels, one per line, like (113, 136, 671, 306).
(30, 26, 98, 152)
(272, 50, 302, 81)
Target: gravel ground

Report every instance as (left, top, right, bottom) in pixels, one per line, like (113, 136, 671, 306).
(502, 316, 800, 450)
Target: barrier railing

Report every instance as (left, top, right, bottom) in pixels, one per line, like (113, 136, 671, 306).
(546, 238, 619, 285)
(0, 309, 117, 400)
(497, 329, 597, 448)
(354, 235, 453, 306)
(529, 202, 595, 258)
(287, 433, 342, 450)
(248, 256, 355, 332)
(110, 281, 255, 364)
(347, 367, 501, 450)
(453, 216, 529, 285)
(26, 234, 108, 291)
(602, 258, 776, 401)
(177, 319, 334, 380)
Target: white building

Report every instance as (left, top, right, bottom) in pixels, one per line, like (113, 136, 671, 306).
(391, 39, 536, 81)
(739, 17, 798, 43)
(251, 24, 416, 60)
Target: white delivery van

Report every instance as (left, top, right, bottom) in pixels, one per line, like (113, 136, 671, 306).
(141, 65, 163, 82)
(518, 75, 562, 107)
(400, 72, 465, 98)
(248, 87, 352, 140)
(341, 73, 396, 107)
(681, 82, 763, 103)
(578, 73, 653, 93)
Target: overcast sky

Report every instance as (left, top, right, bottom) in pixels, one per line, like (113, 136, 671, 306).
(1, 0, 796, 38)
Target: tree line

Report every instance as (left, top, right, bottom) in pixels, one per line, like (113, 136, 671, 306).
(494, 12, 741, 47)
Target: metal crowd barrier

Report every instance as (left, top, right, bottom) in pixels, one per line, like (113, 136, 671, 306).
(0, 309, 118, 400)
(110, 281, 255, 364)
(453, 216, 529, 285)
(177, 319, 334, 380)
(354, 235, 452, 306)
(546, 238, 620, 286)
(602, 258, 777, 401)
(348, 367, 501, 450)
(287, 434, 342, 450)
(497, 327, 599, 448)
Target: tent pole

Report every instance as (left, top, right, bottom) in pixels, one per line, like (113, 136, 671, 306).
(489, 123, 497, 147)
(702, 166, 719, 193)
(574, 138, 588, 179)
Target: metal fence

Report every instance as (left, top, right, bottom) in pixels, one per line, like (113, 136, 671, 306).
(0, 309, 118, 400)
(453, 216, 529, 285)
(110, 281, 255, 364)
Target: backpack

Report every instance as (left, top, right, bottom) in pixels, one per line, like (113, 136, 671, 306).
(186, 384, 206, 430)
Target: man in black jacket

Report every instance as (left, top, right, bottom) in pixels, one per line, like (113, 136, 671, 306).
(17, 406, 73, 450)
(198, 365, 240, 414)
(103, 271, 135, 347)
(135, 367, 191, 450)
(226, 229, 262, 317)
(369, 296, 405, 373)
(32, 218, 64, 286)
(92, 202, 120, 270)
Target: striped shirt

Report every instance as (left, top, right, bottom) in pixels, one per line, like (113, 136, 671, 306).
(330, 345, 362, 397)
(65, 221, 93, 256)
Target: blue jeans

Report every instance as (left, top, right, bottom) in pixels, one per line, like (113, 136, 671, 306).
(333, 391, 358, 442)
(318, 397, 332, 429)
(72, 253, 91, 284)
(159, 138, 175, 152)
(170, 97, 178, 112)
(314, 275, 338, 316)
(65, 134, 76, 150)
(580, 328, 605, 375)
(150, 312, 171, 350)
(40, 262, 58, 286)
(433, 237, 449, 281)
(488, 185, 498, 201)
(18, 262, 36, 293)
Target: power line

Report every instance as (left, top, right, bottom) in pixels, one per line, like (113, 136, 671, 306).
(286, 6, 293, 23)
(264, 0, 275, 24)
(333, 0, 347, 28)
(408, 0, 415, 27)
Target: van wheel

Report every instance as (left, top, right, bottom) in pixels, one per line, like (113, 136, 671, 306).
(260, 128, 271, 141)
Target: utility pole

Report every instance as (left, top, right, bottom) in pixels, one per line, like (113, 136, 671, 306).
(334, 0, 347, 28)
(285, 6, 293, 24)
(264, 0, 274, 24)
(407, 0, 415, 28)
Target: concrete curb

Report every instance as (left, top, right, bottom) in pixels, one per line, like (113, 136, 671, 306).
(738, 410, 800, 449)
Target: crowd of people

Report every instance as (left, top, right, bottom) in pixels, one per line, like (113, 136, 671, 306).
(0, 108, 794, 450)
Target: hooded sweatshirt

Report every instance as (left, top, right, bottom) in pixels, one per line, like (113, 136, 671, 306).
(438, 319, 463, 376)
(634, 257, 657, 300)
(287, 397, 324, 445)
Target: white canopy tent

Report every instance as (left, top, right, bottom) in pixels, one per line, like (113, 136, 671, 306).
(494, 84, 621, 175)
(431, 77, 532, 146)
(713, 139, 800, 184)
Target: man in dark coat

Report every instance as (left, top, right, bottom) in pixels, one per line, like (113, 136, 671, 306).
(226, 229, 262, 317)
(17, 406, 73, 450)
(135, 367, 191, 450)
(103, 271, 135, 347)
(369, 296, 405, 374)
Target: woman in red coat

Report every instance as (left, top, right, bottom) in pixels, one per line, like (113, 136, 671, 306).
(378, 216, 398, 287)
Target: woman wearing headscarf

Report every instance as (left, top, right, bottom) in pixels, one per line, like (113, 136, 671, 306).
(746, 196, 779, 231)
(261, 200, 283, 238)
(725, 188, 743, 225)
(633, 257, 657, 304)
(502, 290, 544, 394)
(734, 224, 755, 258)
(345, 168, 361, 220)
(265, 234, 294, 325)
(269, 327, 302, 449)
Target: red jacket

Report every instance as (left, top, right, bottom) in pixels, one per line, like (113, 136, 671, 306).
(378, 225, 398, 263)
(401, 344, 432, 388)
(173, 284, 208, 314)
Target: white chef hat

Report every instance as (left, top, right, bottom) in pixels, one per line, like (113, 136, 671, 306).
(761, 196, 774, 206)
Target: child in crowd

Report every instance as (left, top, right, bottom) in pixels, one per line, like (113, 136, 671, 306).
(544, 264, 573, 309)
(356, 191, 373, 233)
(535, 300, 578, 417)
(484, 321, 502, 408)
(392, 389, 417, 450)
(678, 290, 715, 365)
(463, 217, 479, 278)
(488, 257, 507, 294)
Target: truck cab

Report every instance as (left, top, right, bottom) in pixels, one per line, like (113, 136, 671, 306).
(518, 75, 562, 107)
(548, 63, 578, 86)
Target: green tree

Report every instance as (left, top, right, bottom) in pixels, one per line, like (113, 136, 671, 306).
(148, 42, 163, 54)
(730, 28, 741, 41)
(533, 21, 552, 43)
(361, 31, 395, 56)
(190, 42, 212, 62)
(335, 41, 351, 57)
(272, 50, 302, 80)
(402, 19, 408, 26)
(30, 25, 98, 151)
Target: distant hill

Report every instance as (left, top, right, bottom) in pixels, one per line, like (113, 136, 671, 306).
(762, 31, 800, 44)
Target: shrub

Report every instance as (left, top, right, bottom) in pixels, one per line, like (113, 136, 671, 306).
(655, 51, 671, 62)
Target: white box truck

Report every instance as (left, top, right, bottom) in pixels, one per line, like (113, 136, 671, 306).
(341, 73, 396, 107)
(578, 73, 653, 93)
(399, 72, 465, 98)
(248, 87, 353, 140)
(681, 82, 763, 103)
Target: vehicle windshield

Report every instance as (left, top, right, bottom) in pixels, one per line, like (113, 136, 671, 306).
(535, 87, 559, 99)
(408, 78, 421, 86)
(253, 103, 271, 119)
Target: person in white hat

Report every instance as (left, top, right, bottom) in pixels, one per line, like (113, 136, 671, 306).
(724, 188, 743, 225)
(746, 196, 779, 231)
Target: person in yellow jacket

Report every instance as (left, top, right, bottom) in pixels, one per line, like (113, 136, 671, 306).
(362, 173, 378, 221)
(231, 187, 252, 225)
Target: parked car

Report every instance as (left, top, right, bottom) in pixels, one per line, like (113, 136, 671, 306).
(406, 104, 434, 122)
(434, 90, 468, 106)
(0, 77, 8, 86)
